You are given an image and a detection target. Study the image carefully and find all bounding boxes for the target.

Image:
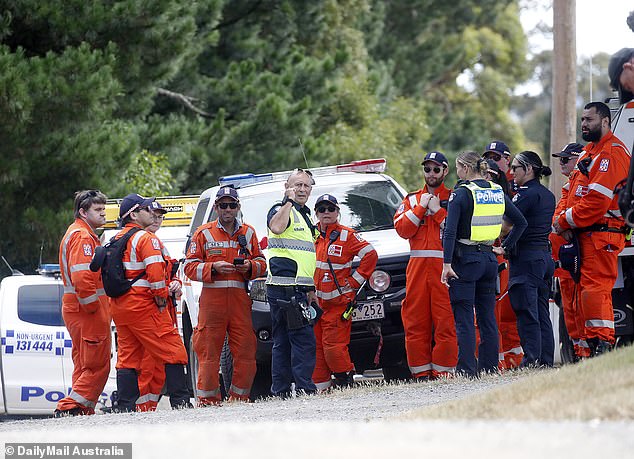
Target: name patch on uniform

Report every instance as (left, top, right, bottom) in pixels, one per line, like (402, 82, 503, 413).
(328, 245, 343, 257)
(189, 242, 197, 253)
(599, 158, 610, 172)
(151, 238, 161, 250)
(83, 244, 92, 256)
(208, 249, 223, 255)
(205, 241, 224, 248)
(474, 189, 504, 204)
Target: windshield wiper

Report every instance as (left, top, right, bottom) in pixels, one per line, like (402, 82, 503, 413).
(365, 223, 394, 231)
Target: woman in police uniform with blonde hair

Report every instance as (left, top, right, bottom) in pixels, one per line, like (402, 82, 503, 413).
(441, 151, 527, 377)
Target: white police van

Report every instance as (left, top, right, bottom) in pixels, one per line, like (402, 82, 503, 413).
(0, 265, 117, 416)
(181, 159, 412, 399)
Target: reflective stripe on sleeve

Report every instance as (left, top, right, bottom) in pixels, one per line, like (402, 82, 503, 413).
(408, 194, 418, 208)
(351, 270, 365, 285)
(588, 182, 614, 199)
(565, 208, 577, 228)
(405, 210, 420, 226)
(357, 244, 375, 259)
(78, 293, 100, 305)
(144, 255, 164, 266)
(149, 280, 166, 289)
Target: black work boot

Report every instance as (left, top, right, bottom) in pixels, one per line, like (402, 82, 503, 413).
(592, 339, 613, 357)
(333, 371, 355, 388)
(115, 369, 140, 413)
(165, 364, 193, 409)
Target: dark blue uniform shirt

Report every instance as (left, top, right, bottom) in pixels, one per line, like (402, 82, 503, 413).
(510, 178, 556, 250)
(443, 179, 527, 263)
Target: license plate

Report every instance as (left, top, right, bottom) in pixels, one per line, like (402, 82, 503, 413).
(352, 301, 385, 322)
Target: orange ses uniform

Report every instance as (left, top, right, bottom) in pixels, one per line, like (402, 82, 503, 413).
(312, 223, 378, 389)
(110, 224, 187, 371)
(184, 221, 266, 403)
(57, 218, 111, 415)
(550, 175, 590, 358)
(394, 184, 458, 378)
(136, 245, 181, 412)
(555, 132, 631, 344)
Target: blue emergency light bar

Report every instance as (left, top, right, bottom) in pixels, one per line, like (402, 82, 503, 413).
(38, 264, 61, 276)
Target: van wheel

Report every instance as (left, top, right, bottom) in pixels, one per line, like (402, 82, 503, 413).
(220, 336, 234, 397)
(559, 309, 575, 364)
(220, 338, 271, 400)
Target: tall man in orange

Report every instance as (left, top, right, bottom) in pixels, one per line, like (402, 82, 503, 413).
(553, 102, 631, 356)
(550, 142, 589, 360)
(184, 186, 266, 404)
(56, 190, 111, 416)
(394, 151, 457, 379)
(110, 194, 191, 411)
(312, 194, 378, 389)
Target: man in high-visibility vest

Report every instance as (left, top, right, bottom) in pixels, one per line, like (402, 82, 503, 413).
(266, 169, 319, 398)
(55, 190, 111, 416)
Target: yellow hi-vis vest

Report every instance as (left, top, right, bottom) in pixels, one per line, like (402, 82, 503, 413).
(461, 182, 505, 242)
(266, 206, 317, 286)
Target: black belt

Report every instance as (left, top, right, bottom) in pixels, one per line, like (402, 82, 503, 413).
(577, 224, 628, 234)
(456, 242, 493, 252)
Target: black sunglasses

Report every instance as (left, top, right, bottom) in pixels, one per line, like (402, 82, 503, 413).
(485, 153, 502, 162)
(424, 166, 442, 174)
(510, 164, 525, 172)
(316, 205, 337, 213)
(559, 157, 572, 165)
(218, 202, 239, 209)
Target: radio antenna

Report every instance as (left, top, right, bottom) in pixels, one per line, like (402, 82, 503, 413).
(298, 137, 309, 169)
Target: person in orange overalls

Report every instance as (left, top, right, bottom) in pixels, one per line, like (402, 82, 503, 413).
(553, 102, 631, 356)
(484, 160, 523, 369)
(136, 201, 183, 411)
(110, 194, 191, 412)
(394, 151, 458, 380)
(184, 186, 266, 405)
(549, 142, 590, 360)
(312, 194, 378, 390)
(55, 190, 111, 417)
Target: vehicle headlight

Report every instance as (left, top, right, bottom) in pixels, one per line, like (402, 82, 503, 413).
(368, 270, 391, 293)
(249, 278, 267, 302)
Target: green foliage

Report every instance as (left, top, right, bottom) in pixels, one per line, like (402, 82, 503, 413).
(0, 0, 532, 271)
(121, 150, 175, 197)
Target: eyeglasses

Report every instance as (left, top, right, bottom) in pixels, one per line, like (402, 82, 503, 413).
(424, 166, 442, 174)
(316, 206, 337, 213)
(485, 153, 502, 162)
(510, 164, 525, 172)
(559, 157, 572, 165)
(218, 202, 239, 209)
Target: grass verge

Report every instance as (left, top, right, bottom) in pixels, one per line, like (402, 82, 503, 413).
(404, 344, 634, 421)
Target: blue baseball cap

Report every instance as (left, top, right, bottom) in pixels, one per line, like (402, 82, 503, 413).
(215, 186, 239, 202)
(119, 194, 155, 219)
(314, 194, 339, 209)
(149, 200, 167, 214)
(421, 151, 448, 167)
(484, 141, 511, 157)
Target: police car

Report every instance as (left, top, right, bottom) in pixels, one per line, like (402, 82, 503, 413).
(181, 159, 412, 399)
(0, 264, 117, 416)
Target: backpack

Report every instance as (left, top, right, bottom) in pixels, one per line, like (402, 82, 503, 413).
(90, 227, 145, 297)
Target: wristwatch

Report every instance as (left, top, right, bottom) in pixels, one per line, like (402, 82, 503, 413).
(281, 196, 296, 206)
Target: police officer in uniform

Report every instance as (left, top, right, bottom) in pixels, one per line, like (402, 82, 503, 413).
(441, 151, 527, 377)
(266, 168, 319, 397)
(508, 151, 556, 367)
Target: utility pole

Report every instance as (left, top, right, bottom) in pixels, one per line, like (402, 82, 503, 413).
(549, 0, 576, 199)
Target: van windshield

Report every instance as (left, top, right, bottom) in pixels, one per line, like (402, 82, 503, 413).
(208, 180, 403, 237)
